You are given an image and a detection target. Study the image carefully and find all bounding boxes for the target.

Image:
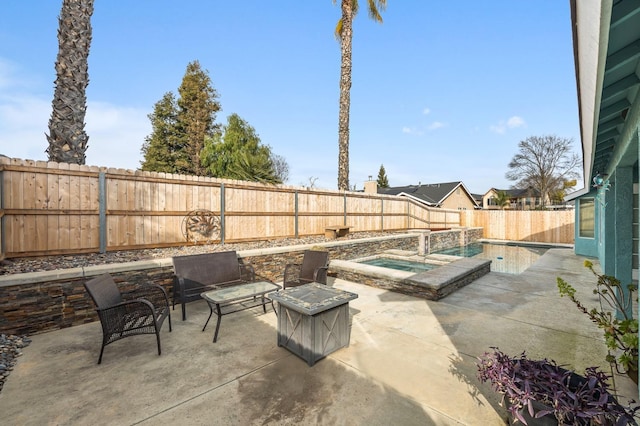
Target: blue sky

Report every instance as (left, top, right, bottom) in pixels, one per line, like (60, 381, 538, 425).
(0, 1, 580, 195)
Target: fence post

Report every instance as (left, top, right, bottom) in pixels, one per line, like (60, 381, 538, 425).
(343, 193, 347, 226)
(98, 172, 106, 253)
(220, 183, 225, 244)
(381, 198, 384, 231)
(294, 190, 299, 238)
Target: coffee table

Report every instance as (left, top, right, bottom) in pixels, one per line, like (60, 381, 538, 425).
(268, 282, 358, 366)
(201, 281, 281, 342)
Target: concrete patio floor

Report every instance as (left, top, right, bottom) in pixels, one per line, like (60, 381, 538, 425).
(0, 248, 636, 425)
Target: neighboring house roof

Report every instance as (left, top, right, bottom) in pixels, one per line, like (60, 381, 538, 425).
(379, 181, 479, 208)
(485, 188, 541, 198)
(471, 193, 483, 203)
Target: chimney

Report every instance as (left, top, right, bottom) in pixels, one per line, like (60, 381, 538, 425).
(364, 178, 378, 194)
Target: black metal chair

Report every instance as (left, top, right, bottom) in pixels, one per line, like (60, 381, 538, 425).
(84, 273, 172, 364)
(283, 250, 329, 289)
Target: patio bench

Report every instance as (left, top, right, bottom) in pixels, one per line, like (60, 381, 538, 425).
(324, 225, 351, 239)
(172, 251, 255, 320)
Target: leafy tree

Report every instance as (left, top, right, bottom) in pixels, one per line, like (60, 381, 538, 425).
(505, 135, 580, 207)
(177, 61, 221, 175)
(334, 0, 387, 190)
(140, 93, 182, 173)
(494, 190, 511, 209)
(377, 164, 389, 188)
(46, 0, 94, 164)
(141, 61, 221, 175)
(549, 179, 577, 205)
(271, 153, 290, 183)
(201, 113, 285, 184)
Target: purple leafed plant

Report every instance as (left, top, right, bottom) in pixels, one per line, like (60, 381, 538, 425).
(476, 348, 638, 425)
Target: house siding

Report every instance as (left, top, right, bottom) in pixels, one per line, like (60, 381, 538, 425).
(440, 188, 476, 210)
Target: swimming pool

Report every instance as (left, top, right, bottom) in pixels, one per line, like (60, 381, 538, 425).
(358, 257, 440, 273)
(434, 242, 549, 274)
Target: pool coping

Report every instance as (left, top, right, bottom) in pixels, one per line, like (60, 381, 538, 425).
(478, 238, 574, 249)
(330, 256, 491, 301)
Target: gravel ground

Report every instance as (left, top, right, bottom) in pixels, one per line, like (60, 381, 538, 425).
(0, 335, 31, 394)
(0, 231, 393, 276)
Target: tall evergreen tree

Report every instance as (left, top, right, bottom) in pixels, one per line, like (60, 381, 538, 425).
(176, 60, 221, 175)
(201, 113, 284, 184)
(46, 0, 94, 164)
(334, 0, 386, 190)
(141, 61, 221, 175)
(377, 164, 389, 188)
(140, 93, 181, 173)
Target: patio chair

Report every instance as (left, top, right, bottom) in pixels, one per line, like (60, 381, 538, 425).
(84, 273, 172, 364)
(283, 250, 330, 289)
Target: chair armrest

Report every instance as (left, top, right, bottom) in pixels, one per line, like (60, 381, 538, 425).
(313, 266, 329, 285)
(127, 284, 170, 309)
(240, 263, 255, 282)
(98, 299, 157, 324)
(173, 276, 206, 301)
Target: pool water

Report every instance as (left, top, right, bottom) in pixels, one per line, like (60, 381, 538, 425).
(359, 258, 440, 273)
(434, 242, 549, 274)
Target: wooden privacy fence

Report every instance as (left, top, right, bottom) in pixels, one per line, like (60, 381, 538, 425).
(0, 158, 462, 258)
(461, 210, 574, 244)
(0, 158, 576, 259)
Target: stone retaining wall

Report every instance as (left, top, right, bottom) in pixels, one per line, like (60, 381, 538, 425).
(429, 227, 484, 252)
(0, 229, 482, 335)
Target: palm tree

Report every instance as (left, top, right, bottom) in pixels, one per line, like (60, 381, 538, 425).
(494, 190, 511, 210)
(46, 0, 94, 164)
(334, 0, 386, 190)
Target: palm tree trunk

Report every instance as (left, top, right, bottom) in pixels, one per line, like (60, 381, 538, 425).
(337, 0, 353, 191)
(47, 0, 94, 165)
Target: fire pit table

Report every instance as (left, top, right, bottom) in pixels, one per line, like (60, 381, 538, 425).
(268, 282, 358, 366)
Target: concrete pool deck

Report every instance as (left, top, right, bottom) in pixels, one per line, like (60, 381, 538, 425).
(0, 248, 636, 425)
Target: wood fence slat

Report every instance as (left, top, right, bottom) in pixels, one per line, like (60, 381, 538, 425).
(57, 163, 71, 250)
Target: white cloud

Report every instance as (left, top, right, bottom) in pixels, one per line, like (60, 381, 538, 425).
(0, 93, 50, 160)
(0, 88, 150, 169)
(428, 121, 446, 130)
(84, 102, 151, 169)
(401, 126, 423, 136)
(507, 116, 525, 128)
(422, 107, 431, 115)
(490, 115, 526, 134)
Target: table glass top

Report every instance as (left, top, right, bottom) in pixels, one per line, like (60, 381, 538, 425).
(201, 281, 280, 304)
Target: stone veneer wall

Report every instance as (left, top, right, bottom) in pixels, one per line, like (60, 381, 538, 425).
(336, 261, 491, 301)
(0, 235, 415, 335)
(429, 227, 484, 252)
(0, 229, 482, 336)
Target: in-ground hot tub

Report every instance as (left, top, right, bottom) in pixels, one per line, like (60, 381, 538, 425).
(331, 250, 491, 300)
